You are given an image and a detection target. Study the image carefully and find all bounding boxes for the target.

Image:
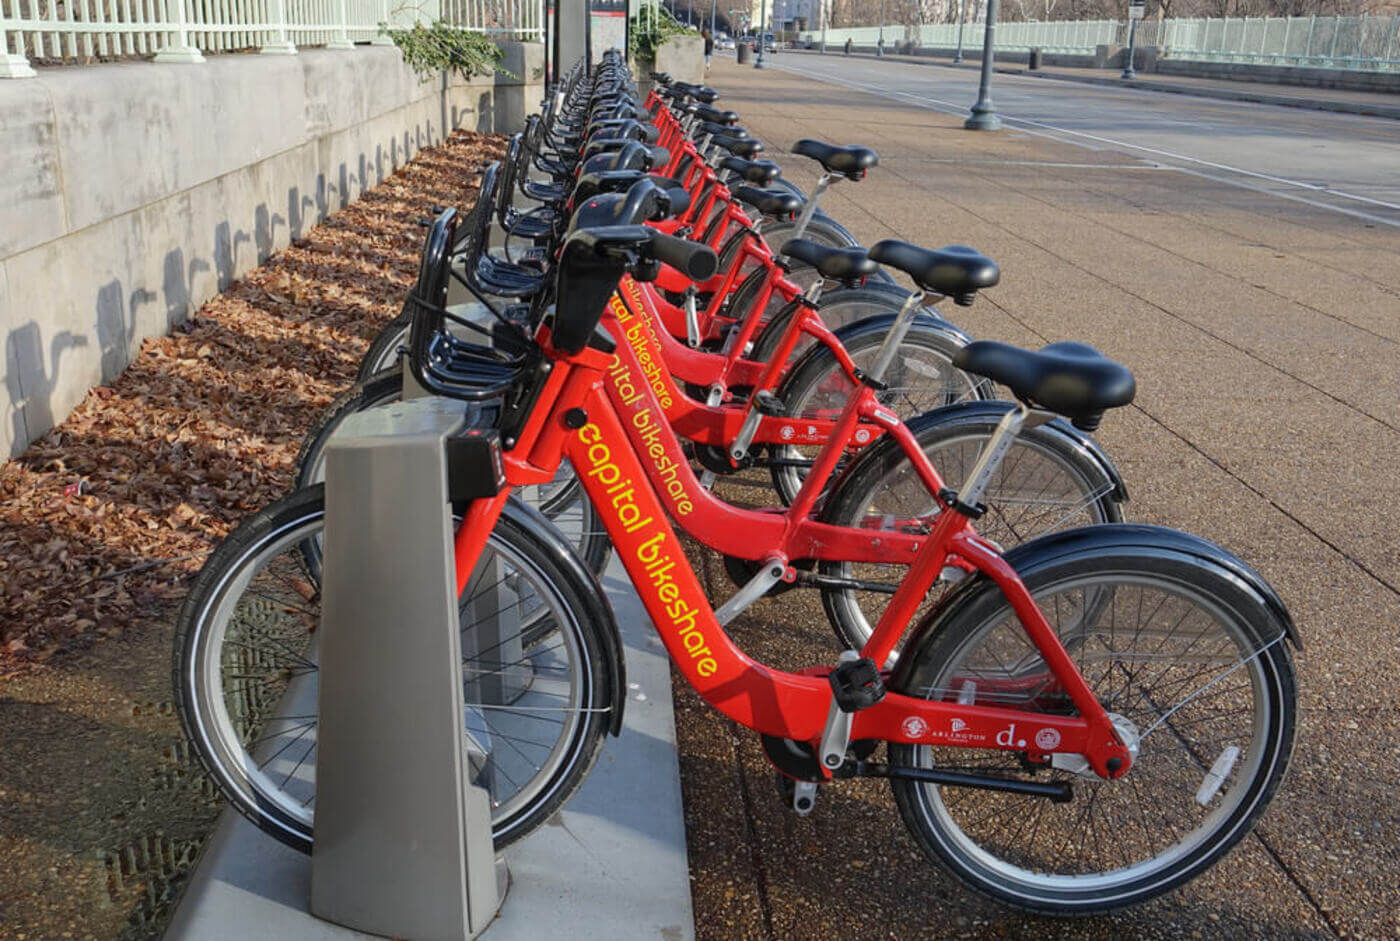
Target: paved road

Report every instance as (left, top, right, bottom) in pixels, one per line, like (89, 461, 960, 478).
(676, 57, 1400, 940)
(766, 51, 1400, 227)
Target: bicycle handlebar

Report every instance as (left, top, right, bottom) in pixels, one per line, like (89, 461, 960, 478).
(650, 231, 718, 281)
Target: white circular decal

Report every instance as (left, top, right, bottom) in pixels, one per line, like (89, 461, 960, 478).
(902, 716, 930, 739)
(1035, 727, 1062, 750)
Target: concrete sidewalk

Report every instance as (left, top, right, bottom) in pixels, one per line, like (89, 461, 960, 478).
(166, 555, 695, 941)
(785, 48, 1400, 120)
(674, 57, 1400, 940)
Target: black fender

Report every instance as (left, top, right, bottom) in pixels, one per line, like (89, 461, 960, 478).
(749, 282, 915, 358)
(780, 309, 973, 392)
(499, 496, 628, 735)
(829, 399, 1128, 508)
(827, 307, 974, 348)
(890, 522, 1301, 692)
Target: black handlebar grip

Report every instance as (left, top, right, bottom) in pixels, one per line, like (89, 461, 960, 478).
(650, 233, 718, 282)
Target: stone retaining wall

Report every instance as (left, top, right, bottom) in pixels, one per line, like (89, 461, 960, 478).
(0, 43, 543, 457)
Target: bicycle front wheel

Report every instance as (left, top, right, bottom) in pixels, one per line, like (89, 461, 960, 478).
(293, 374, 611, 575)
(174, 486, 616, 854)
(356, 318, 411, 383)
(890, 546, 1297, 914)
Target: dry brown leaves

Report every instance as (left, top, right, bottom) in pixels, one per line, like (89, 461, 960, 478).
(0, 130, 506, 673)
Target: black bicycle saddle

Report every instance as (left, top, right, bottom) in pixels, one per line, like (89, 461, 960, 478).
(791, 139, 878, 179)
(953, 341, 1136, 431)
(782, 239, 878, 285)
(868, 241, 999, 305)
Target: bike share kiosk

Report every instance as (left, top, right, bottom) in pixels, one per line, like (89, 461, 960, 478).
(309, 208, 508, 940)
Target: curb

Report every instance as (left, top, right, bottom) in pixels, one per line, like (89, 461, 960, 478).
(1023, 67, 1400, 121)
(783, 48, 1400, 122)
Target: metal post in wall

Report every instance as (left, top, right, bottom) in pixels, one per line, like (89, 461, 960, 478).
(153, 0, 206, 62)
(327, 0, 355, 48)
(1, 4, 38, 77)
(260, 0, 298, 53)
(964, 0, 1000, 129)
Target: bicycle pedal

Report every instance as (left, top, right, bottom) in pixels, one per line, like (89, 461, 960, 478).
(791, 780, 818, 816)
(828, 657, 885, 712)
(752, 390, 786, 417)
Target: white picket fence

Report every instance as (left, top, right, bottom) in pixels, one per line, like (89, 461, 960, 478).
(0, 0, 543, 76)
(802, 13, 1400, 72)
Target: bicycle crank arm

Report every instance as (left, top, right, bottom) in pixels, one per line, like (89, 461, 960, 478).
(848, 762, 1074, 803)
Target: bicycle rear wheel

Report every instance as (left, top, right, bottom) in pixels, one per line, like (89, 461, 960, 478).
(890, 546, 1296, 914)
(817, 409, 1125, 652)
(769, 317, 986, 504)
(174, 486, 617, 854)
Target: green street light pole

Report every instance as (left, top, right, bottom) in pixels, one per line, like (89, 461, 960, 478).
(756, 0, 767, 66)
(964, 0, 1001, 130)
(953, 0, 966, 62)
(1121, 3, 1141, 79)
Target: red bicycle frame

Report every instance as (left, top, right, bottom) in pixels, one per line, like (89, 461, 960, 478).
(450, 327, 1134, 781)
(602, 284, 913, 564)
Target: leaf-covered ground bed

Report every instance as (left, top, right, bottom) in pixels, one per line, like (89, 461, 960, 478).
(0, 130, 505, 676)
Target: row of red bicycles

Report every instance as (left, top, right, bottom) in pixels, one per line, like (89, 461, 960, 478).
(173, 52, 1299, 915)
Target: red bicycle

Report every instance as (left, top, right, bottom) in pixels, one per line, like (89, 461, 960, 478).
(299, 182, 1127, 631)
(177, 215, 1298, 915)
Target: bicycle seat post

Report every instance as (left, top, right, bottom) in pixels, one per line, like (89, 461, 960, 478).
(789, 171, 835, 242)
(956, 406, 1056, 510)
(866, 289, 925, 384)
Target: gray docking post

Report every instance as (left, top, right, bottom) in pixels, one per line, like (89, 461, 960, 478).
(311, 396, 506, 940)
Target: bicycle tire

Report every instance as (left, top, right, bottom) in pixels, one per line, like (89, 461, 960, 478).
(293, 372, 612, 575)
(174, 486, 618, 855)
(769, 315, 985, 504)
(889, 533, 1297, 914)
(356, 315, 411, 383)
